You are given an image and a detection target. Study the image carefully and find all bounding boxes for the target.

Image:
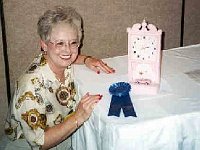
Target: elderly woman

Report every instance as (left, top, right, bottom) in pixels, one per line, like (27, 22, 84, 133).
(3, 6, 115, 150)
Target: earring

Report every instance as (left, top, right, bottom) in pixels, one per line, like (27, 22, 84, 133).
(41, 47, 47, 55)
(43, 51, 47, 55)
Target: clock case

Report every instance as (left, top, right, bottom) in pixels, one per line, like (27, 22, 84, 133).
(127, 20, 162, 95)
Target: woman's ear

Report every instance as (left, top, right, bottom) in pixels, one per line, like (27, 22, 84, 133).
(40, 40, 48, 52)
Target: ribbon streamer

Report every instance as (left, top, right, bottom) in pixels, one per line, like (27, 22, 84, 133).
(108, 82, 137, 117)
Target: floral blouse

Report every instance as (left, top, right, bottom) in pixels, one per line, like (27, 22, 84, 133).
(4, 54, 78, 149)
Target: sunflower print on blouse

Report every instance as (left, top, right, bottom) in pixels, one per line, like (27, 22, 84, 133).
(21, 108, 47, 130)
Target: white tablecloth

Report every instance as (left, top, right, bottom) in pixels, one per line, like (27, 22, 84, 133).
(72, 44, 200, 150)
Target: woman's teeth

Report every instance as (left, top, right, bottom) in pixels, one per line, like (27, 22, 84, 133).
(60, 55, 70, 59)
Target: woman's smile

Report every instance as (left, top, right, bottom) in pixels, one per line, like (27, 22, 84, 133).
(60, 54, 71, 60)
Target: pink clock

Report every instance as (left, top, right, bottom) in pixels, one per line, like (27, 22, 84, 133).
(127, 20, 162, 95)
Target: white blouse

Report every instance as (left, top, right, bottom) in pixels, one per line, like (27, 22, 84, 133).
(5, 54, 79, 149)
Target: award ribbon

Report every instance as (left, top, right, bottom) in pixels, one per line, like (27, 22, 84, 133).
(108, 82, 137, 117)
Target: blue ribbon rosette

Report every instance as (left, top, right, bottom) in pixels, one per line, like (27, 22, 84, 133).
(108, 82, 137, 117)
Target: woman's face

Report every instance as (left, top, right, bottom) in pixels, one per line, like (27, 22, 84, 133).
(45, 23, 79, 70)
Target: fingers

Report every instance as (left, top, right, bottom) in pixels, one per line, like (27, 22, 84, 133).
(87, 65, 101, 74)
(75, 93, 103, 123)
(98, 60, 115, 74)
(81, 94, 102, 107)
(81, 92, 89, 99)
(77, 93, 102, 111)
(85, 57, 115, 74)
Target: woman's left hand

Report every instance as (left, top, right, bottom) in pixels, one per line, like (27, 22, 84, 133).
(84, 57, 115, 74)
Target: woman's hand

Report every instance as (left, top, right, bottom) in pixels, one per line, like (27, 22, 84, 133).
(84, 56, 115, 74)
(74, 93, 102, 126)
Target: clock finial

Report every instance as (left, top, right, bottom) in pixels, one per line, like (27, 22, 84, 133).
(142, 19, 147, 28)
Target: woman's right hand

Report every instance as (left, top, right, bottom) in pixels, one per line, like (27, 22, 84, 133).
(74, 92, 102, 126)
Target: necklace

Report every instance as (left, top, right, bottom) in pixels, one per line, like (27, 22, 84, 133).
(56, 84, 71, 106)
(55, 66, 76, 108)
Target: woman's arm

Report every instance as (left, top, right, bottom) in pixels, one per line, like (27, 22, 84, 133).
(74, 54, 115, 74)
(41, 93, 102, 150)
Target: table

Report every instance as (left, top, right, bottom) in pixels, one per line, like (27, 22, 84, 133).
(72, 44, 200, 150)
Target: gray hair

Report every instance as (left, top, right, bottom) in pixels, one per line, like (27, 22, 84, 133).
(37, 6, 83, 42)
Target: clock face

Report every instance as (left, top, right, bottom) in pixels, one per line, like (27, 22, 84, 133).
(131, 35, 157, 61)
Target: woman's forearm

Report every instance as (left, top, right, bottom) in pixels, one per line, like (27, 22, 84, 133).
(41, 114, 79, 150)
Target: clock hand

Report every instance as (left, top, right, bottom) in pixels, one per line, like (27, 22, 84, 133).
(141, 46, 149, 50)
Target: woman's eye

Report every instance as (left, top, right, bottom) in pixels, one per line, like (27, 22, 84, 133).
(70, 41, 79, 48)
(71, 41, 77, 45)
(56, 42, 65, 47)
